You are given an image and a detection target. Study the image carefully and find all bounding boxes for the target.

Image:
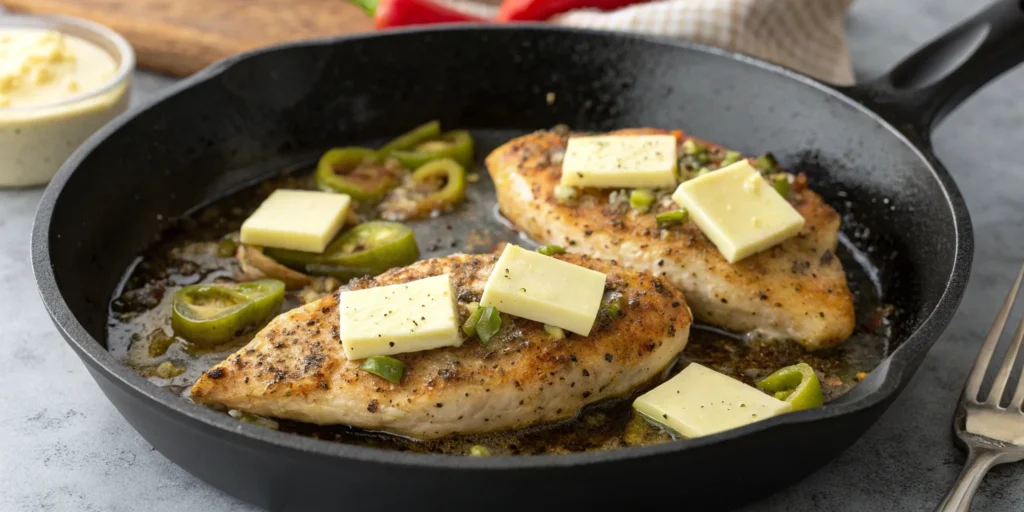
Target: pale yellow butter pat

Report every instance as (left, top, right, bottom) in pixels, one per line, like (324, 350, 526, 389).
(240, 189, 351, 253)
(339, 274, 462, 360)
(480, 244, 606, 336)
(672, 160, 804, 263)
(633, 363, 792, 438)
(560, 135, 677, 189)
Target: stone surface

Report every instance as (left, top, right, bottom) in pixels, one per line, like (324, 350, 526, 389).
(1, 0, 1022, 510)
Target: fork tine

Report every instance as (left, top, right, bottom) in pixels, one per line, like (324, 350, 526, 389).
(966, 263, 1024, 403)
(1010, 320, 1024, 410)
(986, 311, 1024, 406)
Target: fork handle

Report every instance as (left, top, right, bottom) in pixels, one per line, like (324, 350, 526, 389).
(935, 448, 1001, 512)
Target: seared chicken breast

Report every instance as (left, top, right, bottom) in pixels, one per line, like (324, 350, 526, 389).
(191, 253, 691, 440)
(486, 128, 854, 350)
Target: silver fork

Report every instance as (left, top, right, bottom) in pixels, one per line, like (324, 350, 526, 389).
(936, 263, 1024, 512)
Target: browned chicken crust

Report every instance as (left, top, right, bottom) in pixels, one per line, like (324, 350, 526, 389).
(486, 128, 855, 350)
(191, 253, 691, 439)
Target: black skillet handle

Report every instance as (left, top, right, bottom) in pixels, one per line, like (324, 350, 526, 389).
(841, 0, 1024, 137)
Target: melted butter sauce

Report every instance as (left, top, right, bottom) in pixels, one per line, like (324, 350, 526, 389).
(106, 134, 892, 456)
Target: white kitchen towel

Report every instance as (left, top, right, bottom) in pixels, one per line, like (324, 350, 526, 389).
(439, 0, 855, 85)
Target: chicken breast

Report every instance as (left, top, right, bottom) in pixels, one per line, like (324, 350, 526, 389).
(191, 253, 691, 440)
(486, 128, 854, 350)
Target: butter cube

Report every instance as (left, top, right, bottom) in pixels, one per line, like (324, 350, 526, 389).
(240, 189, 351, 253)
(338, 274, 461, 360)
(633, 363, 792, 438)
(480, 244, 606, 336)
(560, 135, 677, 189)
(672, 160, 804, 263)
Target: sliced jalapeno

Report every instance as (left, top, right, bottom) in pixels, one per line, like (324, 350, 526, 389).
(380, 158, 468, 220)
(411, 158, 467, 211)
(475, 306, 501, 345)
(171, 279, 285, 346)
(378, 120, 442, 156)
(756, 362, 824, 411)
(462, 306, 484, 337)
(316, 147, 402, 200)
(360, 355, 406, 384)
(265, 222, 420, 280)
(391, 130, 475, 169)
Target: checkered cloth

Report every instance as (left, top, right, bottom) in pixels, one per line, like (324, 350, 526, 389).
(439, 0, 855, 85)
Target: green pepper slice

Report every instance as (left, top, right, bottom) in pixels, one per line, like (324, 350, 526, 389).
(462, 307, 484, 337)
(378, 120, 442, 157)
(772, 175, 791, 198)
(754, 153, 780, 173)
(403, 158, 468, 216)
(720, 150, 743, 167)
(391, 130, 475, 169)
(265, 221, 420, 280)
(316, 147, 402, 200)
(756, 362, 824, 411)
(475, 306, 501, 345)
(656, 209, 689, 227)
(171, 279, 285, 346)
(360, 355, 405, 384)
(536, 244, 565, 256)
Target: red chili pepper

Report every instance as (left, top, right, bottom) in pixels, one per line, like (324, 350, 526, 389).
(350, 0, 485, 29)
(496, 0, 654, 21)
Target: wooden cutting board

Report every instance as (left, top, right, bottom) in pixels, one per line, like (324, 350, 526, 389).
(0, 0, 374, 76)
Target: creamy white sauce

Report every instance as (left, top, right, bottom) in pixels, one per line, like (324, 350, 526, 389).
(0, 29, 116, 108)
(0, 27, 130, 187)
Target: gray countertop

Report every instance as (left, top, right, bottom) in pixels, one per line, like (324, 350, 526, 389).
(2, 0, 1022, 510)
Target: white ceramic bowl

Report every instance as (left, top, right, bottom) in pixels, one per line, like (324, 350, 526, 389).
(0, 15, 134, 187)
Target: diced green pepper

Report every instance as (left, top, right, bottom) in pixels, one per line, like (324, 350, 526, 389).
(469, 445, 491, 456)
(360, 355, 406, 384)
(754, 153, 780, 173)
(171, 280, 285, 346)
(265, 222, 420, 281)
(475, 306, 501, 345)
(756, 362, 823, 411)
(720, 150, 743, 167)
(217, 238, 239, 258)
(391, 130, 475, 169)
(630, 189, 655, 213)
(536, 245, 565, 256)
(601, 296, 625, 319)
(553, 184, 578, 204)
(773, 176, 790, 198)
(155, 361, 185, 379)
(463, 306, 484, 337)
(656, 209, 688, 227)
(681, 139, 705, 156)
(316, 147, 402, 200)
(544, 324, 566, 340)
(378, 121, 442, 157)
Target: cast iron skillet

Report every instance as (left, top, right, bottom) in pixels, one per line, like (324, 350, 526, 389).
(31, 1, 1024, 509)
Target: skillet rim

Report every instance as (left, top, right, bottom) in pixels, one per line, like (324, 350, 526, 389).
(31, 24, 973, 469)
